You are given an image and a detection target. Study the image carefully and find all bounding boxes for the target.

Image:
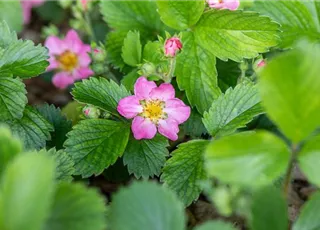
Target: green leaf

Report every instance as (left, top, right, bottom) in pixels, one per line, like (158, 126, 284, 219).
(110, 181, 186, 230)
(259, 41, 320, 143)
(250, 186, 288, 230)
(0, 2, 23, 32)
(64, 119, 130, 178)
(8, 106, 53, 151)
(203, 81, 264, 137)
(72, 78, 130, 115)
(142, 41, 163, 64)
(0, 77, 27, 120)
(106, 31, 128, 70)
(161, 140, 208, 206)
(293, 192, 320, 230)
(298, 135, 320, 187)
(176, 31, 221, 114)
(204, 131, 290, 187)
(40, 148, 75, 182)
(194, 9, 279, 62)
(122, 31, 142, 66)
(0, 153, 55, 230)
(100, 1, 166, 37)
(123, 135, 169, 179)
(253, 1, 320, 48)
(36, 104, 72, 150)
(44, 183, 107, 230)
(194, 221, 237, 230)
(0, 22, 48, 78)
(0, 126, 22, 173)
(121, 69, 140, 92)
(156, 0, 205, 30)
(183, 111, 207, 138)
(216, 59, 240, 92)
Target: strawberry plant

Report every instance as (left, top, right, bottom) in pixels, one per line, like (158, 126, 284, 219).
(1, 0, 320, 229)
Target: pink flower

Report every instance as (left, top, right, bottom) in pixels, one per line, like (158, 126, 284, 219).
(164, 37, 182, 57)
(45, 30, 94, 89)
(207, 0, 240, 10)
(117, 77, 191, 141)
(21, 0, 45, 24)
(257, 60, 266, 68)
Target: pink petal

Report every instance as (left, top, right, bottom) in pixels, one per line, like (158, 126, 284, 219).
(65, 30, 88, 53)
(117, 96, 143, 119)
(150, 83, 175, 101)
(45, 36, 66, 55)
(78, 51, 92, 66)
(134, 77, 157, 99)
(73, 67, 94, 80)
(47, 57, 59, 71)
(132, 116, 157, 140)
(22, 3, 32, 24)
(52, 72, 75, 89)
(164, 98, 191, 124)
(158, 119, 179, 141)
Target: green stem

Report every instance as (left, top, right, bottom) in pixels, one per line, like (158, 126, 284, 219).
(283, 144, 299, 197)
(164, 57, 176, 83)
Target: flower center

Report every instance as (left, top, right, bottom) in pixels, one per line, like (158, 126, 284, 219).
(57, 50, 78, 72)
(140, 99, 167, 124)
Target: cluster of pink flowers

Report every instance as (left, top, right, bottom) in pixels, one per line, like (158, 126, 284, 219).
(207, 0, 239, 10)
(21, 0, 45, 24)
(45, 30, 93, 89)
(117, 77, 191, 141)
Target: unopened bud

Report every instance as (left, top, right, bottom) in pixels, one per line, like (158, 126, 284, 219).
(83, 105, 101, 119)
(164, 37, 182, 57)
(140, 62, 156, 76)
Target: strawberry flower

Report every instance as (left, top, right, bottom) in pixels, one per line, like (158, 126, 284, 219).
(164, 37, 183, 57)
(207, 0, 240, 10)
(117, 77, 191, 141)
(21, 0, 45, 24)
(45, 30, 94, 89)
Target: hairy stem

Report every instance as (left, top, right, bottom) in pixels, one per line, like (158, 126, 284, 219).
(164, 57, 176, 83)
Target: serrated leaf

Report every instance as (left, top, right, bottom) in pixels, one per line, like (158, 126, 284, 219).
(259, 40, 320, 143)
(0, 153, 55, 230)
(110, 181, 186, 230)
(44, 183, 107, 230)
(0, 77, 27, 120)
(176, 31, 221, 114)
(157, 0, 205, 30)
(0, 2, 23, 32)
(293, 192, 320, 230)
(183, 111, 207, 138)
(106, 31, 128, 70)
(216, 59, 240, 92)
(123, 135, 168, 179)
(40, 148, 75, 182)
(122, 31, 142, 66)
(64, 119, 130, 178)
(72, 78, 130, 115)
(161, 140, 208, 206)
(250, 186, 288, 230)
(0, 21, 48, 78)
(203, 81, 264, 137)
(204, 131, 290, 187)
(0, 126, 22, 174)
(298, 135, 320, 187)
(8, 106, 53, 151)
(253, 1, 320, 48)
(194, 9, 279, 62)
(143, 41, 163, 64)
(36, 104, 72, 150)
(194, 221, 237, 230)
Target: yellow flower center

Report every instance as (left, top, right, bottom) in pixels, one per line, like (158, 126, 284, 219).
(140, 100, 167, 124)
(57, 51, 78, 72)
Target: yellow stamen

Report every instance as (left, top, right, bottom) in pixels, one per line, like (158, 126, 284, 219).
(57, 50, 78, 72)
(141, 100, 167, 124)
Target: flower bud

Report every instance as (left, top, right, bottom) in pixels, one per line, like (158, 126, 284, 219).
(253, 59, 266, 73)
(92, 48, 106, 62)
(207, 0, 240, 10)
(83, 105, 101, 119)
(140, 62, 156, 76)
(164, 37, 182, 57)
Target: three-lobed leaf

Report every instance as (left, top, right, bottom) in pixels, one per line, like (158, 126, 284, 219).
(203, 80, 264, 137)
(64, 119, 130, 178)
(259, 41, 320, 143)
(110, 181, 186, 230)
(175, 31, 221, 114)
(161, 140, 208, 206)
(123, 135, 169, 179)
(156, 0, 205, 30)
(204, 131, 290, 187)
(194, 9, 279, 62)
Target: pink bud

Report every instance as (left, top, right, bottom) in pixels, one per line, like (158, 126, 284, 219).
(164, 37, 182, 57)
(94, 48, 100, 54)
(257, 60, 266, 68)
(84, 109, 90, 116)
(81, 0, 88, 11)
(207, 0, 240, 11)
